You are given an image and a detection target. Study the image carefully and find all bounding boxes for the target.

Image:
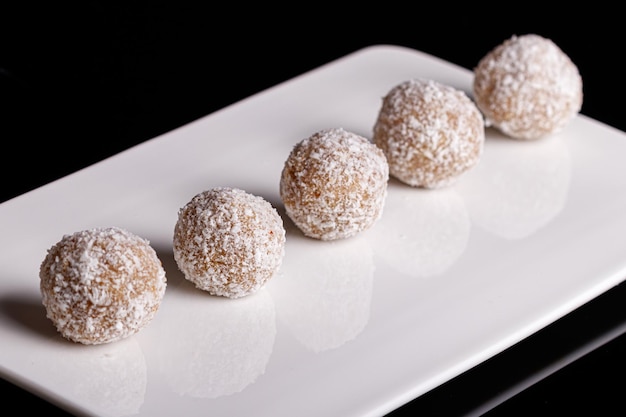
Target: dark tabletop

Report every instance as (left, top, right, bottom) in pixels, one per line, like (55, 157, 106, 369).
(2, 3, 625, 416)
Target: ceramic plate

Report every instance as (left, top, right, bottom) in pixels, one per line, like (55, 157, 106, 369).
(2, 45, 626, 417)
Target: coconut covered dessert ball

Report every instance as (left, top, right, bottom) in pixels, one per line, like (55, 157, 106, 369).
(39, 227, 167, 345)
(373, 78, 485, 189)
(279, 127, 389, 241)
(173, 187, 285, 299)
(473, 33, 583, 140)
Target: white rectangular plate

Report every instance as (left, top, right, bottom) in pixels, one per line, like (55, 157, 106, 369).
(2, 45, 626, 417)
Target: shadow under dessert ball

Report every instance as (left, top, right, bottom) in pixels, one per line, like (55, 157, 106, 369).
(39, 226, 167, 345)
(173, 187, 286, 299)
(279, 127, 389, 241)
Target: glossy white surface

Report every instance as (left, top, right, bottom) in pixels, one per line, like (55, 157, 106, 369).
(2, 45, 626, 417)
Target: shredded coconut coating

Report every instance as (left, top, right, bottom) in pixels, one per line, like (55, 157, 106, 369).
(279, 127, 389, 241)
(173, 187, 286, 299)
(473, 34, 583, 140)
(39, 227, 167, 345)
(373, 78, 485, 189)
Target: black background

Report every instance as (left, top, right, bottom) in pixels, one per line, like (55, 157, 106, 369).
(2, 3, 625, 416)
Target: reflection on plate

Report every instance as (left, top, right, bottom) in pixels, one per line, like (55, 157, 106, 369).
(272, 236, 374, 352)
(33, 339, 146, 417)
(458, 130, 571, 239)
(369, 183, 470, 278)
(2, 45, 626, 417)
(153, 287, 276, 399)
